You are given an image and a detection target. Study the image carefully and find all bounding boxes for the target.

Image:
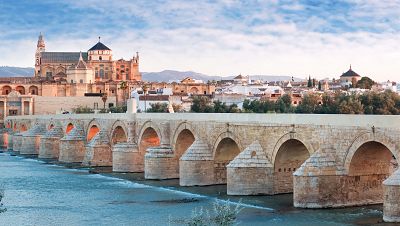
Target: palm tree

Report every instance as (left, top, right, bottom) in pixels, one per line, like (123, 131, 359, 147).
(101, 93, 108, 110)
(142, 84, 149, 112)
(119, 81, 128, 105)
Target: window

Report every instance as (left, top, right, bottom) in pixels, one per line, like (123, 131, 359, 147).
(80, 79, 83, 84)
(9, 110, 17, 116)
(71, 80, 74, 83)
(121, 65, 125, 68)
(100, 69, 104, 78)
(108, 103, 114, 108)
(99, 56, 102, 61)
(46, 71, 52, 78)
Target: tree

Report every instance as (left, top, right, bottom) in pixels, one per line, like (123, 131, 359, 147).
(356, 77, 375, 89)
(295, 93, 320, 113)
(147, 103, 168, 112)
(307, 76, 312, 88)
(119, 81, 129, 105)
(101, 93, 108, 110)
(318, 81, 322, 91)
(73, 106, 94, 114)
(274, 94, 293, 113)
(172, 104, 183, 112)
(191, 96, 213, 112)
(312, 78, 316, 87)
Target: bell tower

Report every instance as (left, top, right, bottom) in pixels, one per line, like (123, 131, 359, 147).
(35, 32, 46, 77)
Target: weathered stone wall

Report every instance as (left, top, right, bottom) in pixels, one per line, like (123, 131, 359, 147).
(4, 113, 400, 221)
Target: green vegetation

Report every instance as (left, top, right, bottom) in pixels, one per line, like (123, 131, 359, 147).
(170, 200, 243, 226)
(147, 103, 183, 112)
(242, 94, 294, 113)
(147, 103, 169, 112)
(109, 105, 127, 113)
(191, 96, 240, 113)
(356, 77, 376, 89)
(0, 190, 7, 213)
(242, 91, 400, 115)
(72, 106, 94, 114)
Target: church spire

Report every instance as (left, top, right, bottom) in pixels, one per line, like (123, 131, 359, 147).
(37, 32, 45, 49)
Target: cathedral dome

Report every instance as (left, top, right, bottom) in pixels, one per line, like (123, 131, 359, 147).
(88, 42, 111, 51)
(340, 65, 361, 78)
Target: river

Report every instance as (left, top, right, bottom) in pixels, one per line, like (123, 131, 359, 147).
(0, 152, 398, 226)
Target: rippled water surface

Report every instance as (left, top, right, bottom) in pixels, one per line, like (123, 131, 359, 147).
(0, 152, 398, 226)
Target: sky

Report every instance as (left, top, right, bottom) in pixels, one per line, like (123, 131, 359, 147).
(1, 0, 400, 81)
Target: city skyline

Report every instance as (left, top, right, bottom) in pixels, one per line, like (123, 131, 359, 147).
(1, 1, 400, 81)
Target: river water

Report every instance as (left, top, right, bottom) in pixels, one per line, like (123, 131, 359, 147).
(0, 152, 398, 226)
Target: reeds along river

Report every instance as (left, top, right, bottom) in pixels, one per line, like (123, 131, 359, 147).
(0, 152, 392, 226)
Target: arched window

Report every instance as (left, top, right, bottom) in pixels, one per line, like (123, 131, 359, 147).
(100, 69, 104, 78)
(99, 56, 102, 61)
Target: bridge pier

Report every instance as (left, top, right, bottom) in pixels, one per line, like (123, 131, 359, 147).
(7, 129, 14, 151)
(179, 139, 214, 186)
(0, 128, 8, 149)
(83, 130, 112, 166)
(38, 123, 64, 158)
(20, 124, 46, 155)
(112, 143, 141, 172)
(12, 132, 23, 153)
(144, 145, 175, 179)
(383, 169, 400, 222)
(293, 150, 347, 208)
(227, 141, 274, 195)
(59, 126, 86, 163)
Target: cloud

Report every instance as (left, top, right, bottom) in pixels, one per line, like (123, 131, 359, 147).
(0, 0, 400, 81)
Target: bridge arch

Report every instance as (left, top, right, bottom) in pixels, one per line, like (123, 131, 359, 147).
(171, 122, 196, 158)
(65, 122, 74, 134)
(271, 132, 314, 165)
(110, 120, 128, 145)
(271, 132, 313, 194)
(20, 124, 27, 132)
(138, 121, 161, 155)
(344, 132, 399, 173)
(212, 131, 242, 184)
(86, 119, 101, 142)
(343, 132, 398, 205)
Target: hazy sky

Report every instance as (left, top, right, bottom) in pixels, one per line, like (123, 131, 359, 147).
(1, 0, 400, 81)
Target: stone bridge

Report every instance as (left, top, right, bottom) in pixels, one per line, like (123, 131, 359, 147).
(2, 113, 400, 222)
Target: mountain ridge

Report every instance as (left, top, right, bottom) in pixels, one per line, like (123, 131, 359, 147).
(0, 66, 305, 82)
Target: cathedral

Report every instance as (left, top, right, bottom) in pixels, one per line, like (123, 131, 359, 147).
(34, 33, 141, 82)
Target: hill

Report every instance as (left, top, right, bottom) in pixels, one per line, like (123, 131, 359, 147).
(0, 66, 34, 77)
(0, 67, 305, 82)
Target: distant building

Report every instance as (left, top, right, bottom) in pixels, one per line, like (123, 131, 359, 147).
(34, 33, 141, 82)
(340, 65, 361, 88)
(233, 74, 250, 84)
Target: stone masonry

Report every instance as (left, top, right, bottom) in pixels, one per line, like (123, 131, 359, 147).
(5, 113, 400, 222)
